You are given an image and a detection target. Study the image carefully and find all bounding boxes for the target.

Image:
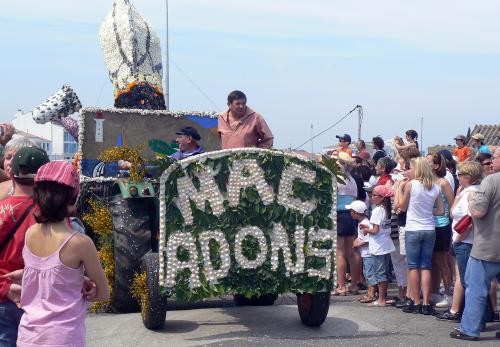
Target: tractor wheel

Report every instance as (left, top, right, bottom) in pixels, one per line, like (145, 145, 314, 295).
(110, 194, 154, 313)
(139, 252, 167, 330)
(297, 292, 330, 327)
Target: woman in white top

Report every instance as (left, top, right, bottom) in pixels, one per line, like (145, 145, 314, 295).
(398, 157, 444, 315)
(436, 161, 482, 321)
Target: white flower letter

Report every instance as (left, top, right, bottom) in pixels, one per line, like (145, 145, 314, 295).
(277, 163, 316, 215)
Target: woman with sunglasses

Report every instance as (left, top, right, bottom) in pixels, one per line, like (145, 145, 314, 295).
(436, 161, 482, 322)
(476, 153, 494, 177)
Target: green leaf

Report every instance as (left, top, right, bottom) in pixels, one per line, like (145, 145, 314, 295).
(148, 139, 179, 156)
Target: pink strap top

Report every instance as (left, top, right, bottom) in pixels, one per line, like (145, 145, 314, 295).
(17, 231, 87, 347)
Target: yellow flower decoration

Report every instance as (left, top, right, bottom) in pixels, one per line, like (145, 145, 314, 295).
(131, 272, 148, 320)
(83, 199, 114, 312)
(98, 144, 146, 182)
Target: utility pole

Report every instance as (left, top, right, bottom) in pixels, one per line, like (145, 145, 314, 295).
(164, 0, 170, 111)
(357, 105, 363, 140)
(310, 124, 314, 159)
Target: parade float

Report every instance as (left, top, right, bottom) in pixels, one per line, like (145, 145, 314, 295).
(36, 0, 340, 330)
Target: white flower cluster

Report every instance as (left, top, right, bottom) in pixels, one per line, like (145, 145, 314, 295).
(277, 163, 317, 215)
(81, 107, 218, 118)
(307, 229, 334, 280)
(227, 159, 274, 207)
(165, 233, 201, 289)
(99, 0, 163, 94)
(270, 224, 306, 276)
(176, 166, 225, 225)
(199, 231, 231, 283)
(234, 227, 268, 269)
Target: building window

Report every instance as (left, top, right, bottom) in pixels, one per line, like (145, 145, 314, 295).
(41, 142, 51, 153)
(63, 130, 78, 154)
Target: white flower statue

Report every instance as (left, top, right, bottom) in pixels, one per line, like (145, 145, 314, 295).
(99, 0, 165, 109)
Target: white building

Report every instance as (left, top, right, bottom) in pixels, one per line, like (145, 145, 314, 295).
(11, 110, 78, 160)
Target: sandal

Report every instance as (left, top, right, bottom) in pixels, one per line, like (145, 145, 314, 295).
(359, 295, 376, 303)
(331, 288, 348, 296)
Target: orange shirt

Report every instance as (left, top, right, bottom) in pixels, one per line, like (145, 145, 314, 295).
(337, 147, 352, 157)
(454, 146, 471, 162)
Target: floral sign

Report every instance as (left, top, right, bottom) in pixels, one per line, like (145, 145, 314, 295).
(159, 148, 337, 302)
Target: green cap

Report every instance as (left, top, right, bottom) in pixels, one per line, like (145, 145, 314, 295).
(12, 146, 50, 178)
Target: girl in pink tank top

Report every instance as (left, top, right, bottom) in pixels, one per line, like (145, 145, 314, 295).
(17, 161, 109, 347)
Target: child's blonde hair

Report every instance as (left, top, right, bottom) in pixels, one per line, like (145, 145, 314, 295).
(411, 157, 435, 190)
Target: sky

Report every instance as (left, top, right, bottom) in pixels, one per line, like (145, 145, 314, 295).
(1, 0, 499, 151)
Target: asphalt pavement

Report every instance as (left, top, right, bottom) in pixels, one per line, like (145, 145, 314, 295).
(87, 294, 500, 347)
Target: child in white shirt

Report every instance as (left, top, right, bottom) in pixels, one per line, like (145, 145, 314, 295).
(347, 200, 377, 303)
(360, 185, 395, 307)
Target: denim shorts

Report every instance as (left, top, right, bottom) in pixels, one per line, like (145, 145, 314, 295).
(371, 254, 391, 284)
(453, 242, 473, 287)
(337, 210, 357, 237)
(405, 230, 436, 269)
(0, 300, 24, 347)
(362, 256, 377, 286)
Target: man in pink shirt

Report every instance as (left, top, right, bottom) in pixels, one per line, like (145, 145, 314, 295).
(218, 90, 274, 149)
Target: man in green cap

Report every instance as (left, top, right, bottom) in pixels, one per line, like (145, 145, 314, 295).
(0, 146, 49, 346)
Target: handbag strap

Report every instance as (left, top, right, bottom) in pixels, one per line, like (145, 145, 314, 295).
(0, 204, 34, 254)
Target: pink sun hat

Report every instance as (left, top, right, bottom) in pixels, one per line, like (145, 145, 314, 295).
(35, 161, 80, 198)
(373, 185, 394, 198)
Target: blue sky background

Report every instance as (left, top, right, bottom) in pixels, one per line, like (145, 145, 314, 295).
(1, 0, 499, 151)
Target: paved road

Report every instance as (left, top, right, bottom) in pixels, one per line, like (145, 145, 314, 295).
(87, 295, 500, 347)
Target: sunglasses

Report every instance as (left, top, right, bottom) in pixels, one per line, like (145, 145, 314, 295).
(481, 161, 493, 166)
(372, 193, 382, 197)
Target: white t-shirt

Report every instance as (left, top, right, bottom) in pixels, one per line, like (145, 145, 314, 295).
(368, 206, 395, 255)
(445, 170, 456, 193)
(405, 180, 441, 231)
(357, 218, 372, 258)
(451, 185, 479, 244)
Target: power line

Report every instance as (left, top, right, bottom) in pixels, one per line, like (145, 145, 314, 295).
(294, 105, 361, 150)
(169, 59, 222, 111)
(95, 78, 108, 106)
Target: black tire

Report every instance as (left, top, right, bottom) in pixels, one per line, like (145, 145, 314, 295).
(110, 194, 154, 313)
(140, 252, 167, 330)
(233, 293, 277, 306)
(297, 292, 330, 327)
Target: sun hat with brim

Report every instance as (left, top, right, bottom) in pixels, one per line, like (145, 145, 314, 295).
(345, 200, 367, 214)
(373, 185, 394, 198)
(12, 146, 50, 178)
(471, 133, 485, 141)
(35, 161, 80, 197)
